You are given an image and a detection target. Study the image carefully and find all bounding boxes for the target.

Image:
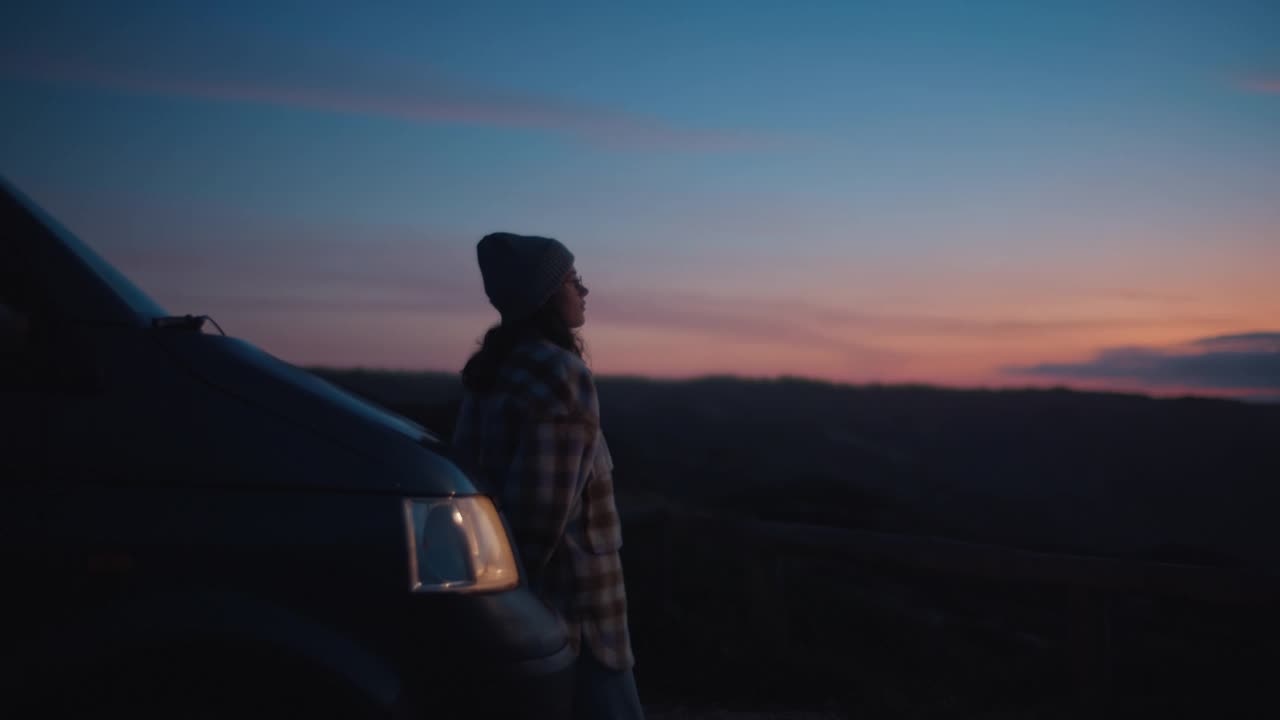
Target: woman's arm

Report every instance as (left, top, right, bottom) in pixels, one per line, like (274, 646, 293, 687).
(493, 341, 602, 582)
(501, 407, 597, 582)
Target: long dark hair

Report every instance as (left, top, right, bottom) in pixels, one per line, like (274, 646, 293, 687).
(461, 301, 584, 392)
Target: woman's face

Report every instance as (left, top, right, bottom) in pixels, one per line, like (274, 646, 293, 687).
(555, 268, 589, 328)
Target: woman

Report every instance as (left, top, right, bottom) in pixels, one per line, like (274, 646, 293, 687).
(453, 232, 643, 720)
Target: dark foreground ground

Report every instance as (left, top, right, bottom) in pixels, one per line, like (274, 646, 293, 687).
(315, 369, 1280, 718)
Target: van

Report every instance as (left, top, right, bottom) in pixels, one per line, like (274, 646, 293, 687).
(0, 178, 575, 718)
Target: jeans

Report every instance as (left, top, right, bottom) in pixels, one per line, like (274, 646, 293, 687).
(572, 651, 645, 720)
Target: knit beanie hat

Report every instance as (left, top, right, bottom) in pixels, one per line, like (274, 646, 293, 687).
(476, 232, 575, 322)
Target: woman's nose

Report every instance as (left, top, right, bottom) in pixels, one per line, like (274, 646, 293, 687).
(581, 284, 589, 298)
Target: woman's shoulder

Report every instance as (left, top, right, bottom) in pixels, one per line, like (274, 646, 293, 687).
(510, 338, 590, 371)
(499, 340, 598, 420)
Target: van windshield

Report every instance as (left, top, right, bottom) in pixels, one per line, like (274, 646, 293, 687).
(13, 182, 169, 321)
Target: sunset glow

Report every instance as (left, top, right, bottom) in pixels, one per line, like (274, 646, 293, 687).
(3, 3, 1277, 399)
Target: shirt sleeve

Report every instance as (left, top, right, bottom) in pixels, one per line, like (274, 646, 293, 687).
(501, 407, 597, 582)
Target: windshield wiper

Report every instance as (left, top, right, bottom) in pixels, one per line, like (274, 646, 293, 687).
(152, 314, 226, 335)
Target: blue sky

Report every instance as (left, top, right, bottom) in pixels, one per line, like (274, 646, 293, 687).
(3, 1, 1278, 395)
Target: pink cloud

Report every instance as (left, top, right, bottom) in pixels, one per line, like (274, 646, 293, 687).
(585, 292, 894, 360)
(6, 52, 757, 151)
(595, 289, 1224, 338)
(1239, 77, 1280, 94)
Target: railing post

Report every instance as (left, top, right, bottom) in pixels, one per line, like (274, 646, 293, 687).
(747, 542, 790, 661)
(1068, 589, 1111, 717)
(659, 507, 680, 622)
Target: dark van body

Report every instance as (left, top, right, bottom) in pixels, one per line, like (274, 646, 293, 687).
(0, 179, 574, 718)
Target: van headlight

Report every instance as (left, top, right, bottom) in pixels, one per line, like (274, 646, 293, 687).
(402, 497, 520, 593)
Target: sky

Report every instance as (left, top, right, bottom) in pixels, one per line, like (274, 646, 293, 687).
(2, 1, 1278, 399)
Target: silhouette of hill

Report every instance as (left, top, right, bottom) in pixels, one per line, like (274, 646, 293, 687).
(310, 369, 1280, 569)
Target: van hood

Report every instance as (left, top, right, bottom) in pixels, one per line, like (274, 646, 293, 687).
(155, 330, 476, 496)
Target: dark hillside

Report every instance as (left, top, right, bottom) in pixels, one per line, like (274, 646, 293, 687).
(313, 369, 1280, 568)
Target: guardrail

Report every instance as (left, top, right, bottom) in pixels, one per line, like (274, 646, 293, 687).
(695, 511, 1280, 604)
(621, 504, 1280, 713)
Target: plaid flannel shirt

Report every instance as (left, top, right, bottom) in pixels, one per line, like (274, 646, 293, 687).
(452, 339, 634, 671)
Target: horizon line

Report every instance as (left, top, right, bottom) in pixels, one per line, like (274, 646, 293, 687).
(303, 365, 1269, 403)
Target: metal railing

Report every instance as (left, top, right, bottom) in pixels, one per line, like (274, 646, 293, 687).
(621, 504, 1280, 712)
